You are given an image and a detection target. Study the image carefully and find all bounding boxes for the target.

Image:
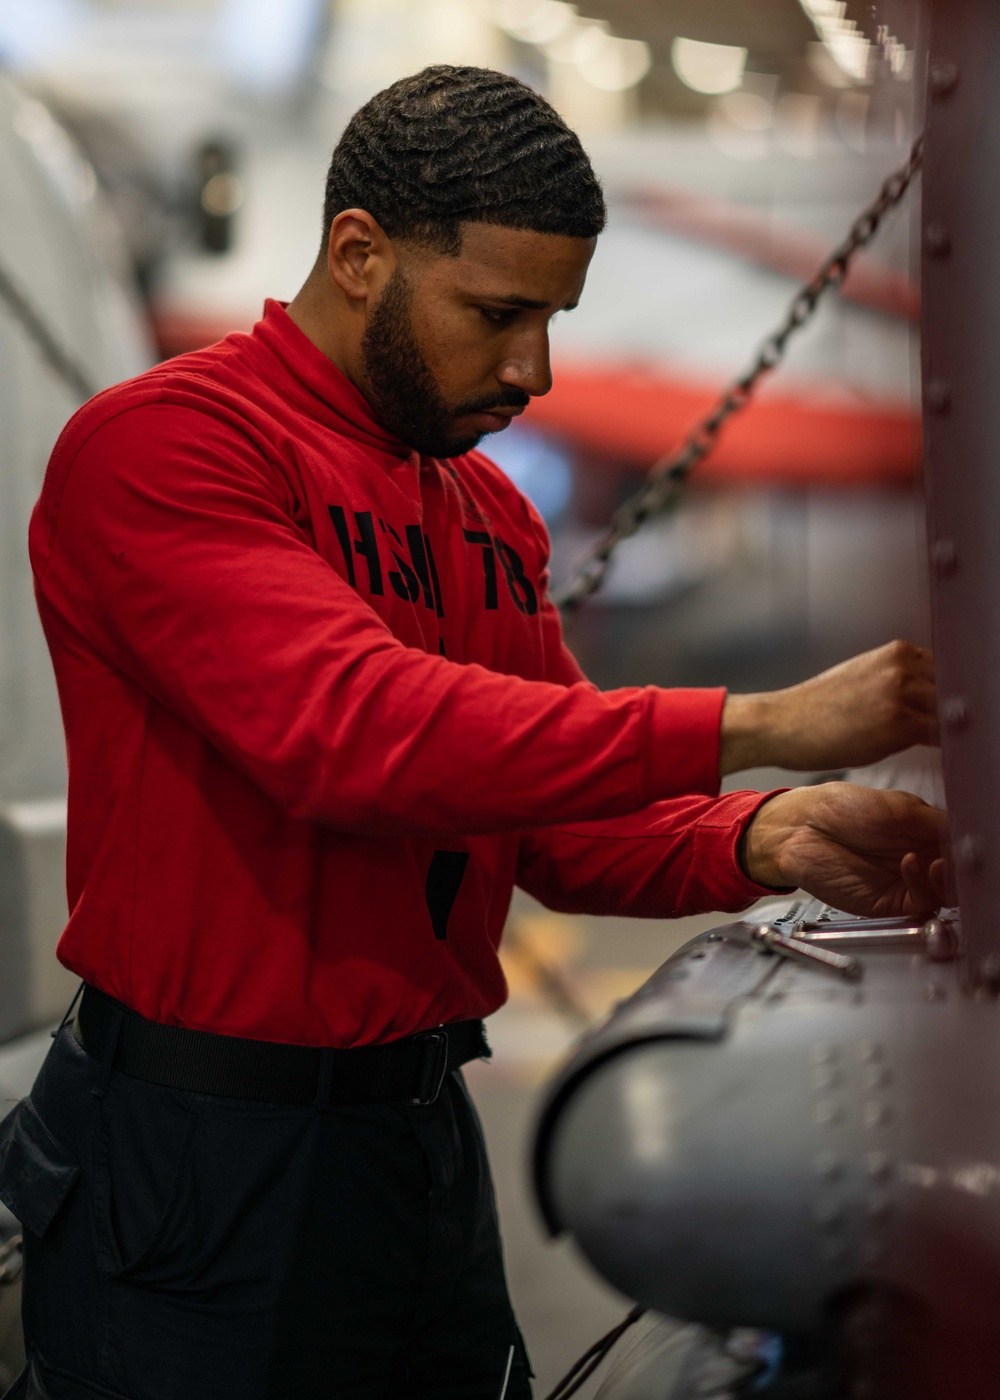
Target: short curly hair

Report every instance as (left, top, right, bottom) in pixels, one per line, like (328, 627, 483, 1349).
(322, 65, 606, 253)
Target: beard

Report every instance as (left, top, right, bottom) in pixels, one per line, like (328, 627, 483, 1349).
(360, 269, 528, 459)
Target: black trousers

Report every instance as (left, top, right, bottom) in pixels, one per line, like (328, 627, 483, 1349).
(0, 1026, 533, 1399)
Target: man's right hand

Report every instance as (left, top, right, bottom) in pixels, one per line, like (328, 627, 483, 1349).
(720, 640, 937, 776)
(740, 782, 949, 918)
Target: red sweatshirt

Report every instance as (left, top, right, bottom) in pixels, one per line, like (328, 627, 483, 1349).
(30, 300, 774, 1047)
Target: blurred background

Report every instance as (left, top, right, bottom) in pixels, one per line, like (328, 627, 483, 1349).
(0, 0, 925, 1392)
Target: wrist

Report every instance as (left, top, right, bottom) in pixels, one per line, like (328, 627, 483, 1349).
(719, 692, 777, 776)
(740, 790, 799, 889)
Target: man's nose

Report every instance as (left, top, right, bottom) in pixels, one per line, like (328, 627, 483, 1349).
(496, 335, 552, 399)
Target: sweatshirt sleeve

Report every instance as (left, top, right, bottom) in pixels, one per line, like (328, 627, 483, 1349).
(511, 494, 785, 917)
(31, 403, 725, 839)
(515, 790, 789, 918)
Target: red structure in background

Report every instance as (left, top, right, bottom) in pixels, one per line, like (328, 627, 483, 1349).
(621, 184, 920, 323)
(524, 363, 919, 487)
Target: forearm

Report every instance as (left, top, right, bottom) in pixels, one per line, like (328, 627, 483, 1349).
(719, 641, 938, 777)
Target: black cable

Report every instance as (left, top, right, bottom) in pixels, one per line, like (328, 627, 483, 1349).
(0, 254, 98, 402)
(542, 1305, 647, 1400)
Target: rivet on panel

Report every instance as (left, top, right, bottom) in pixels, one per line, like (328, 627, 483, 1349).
(958, 834, 984, 872)
(924, 982, 947, 1003)
(863, 1101, 891, 1129)
(862, 1065, 889, 1090)
(812, 1065, 841, 1092)
(866, 1152, 892, 1181)
(930, 539, 957, 578)
(815, 1151, 844, 1180)
(815, 1099, 844, 1126)
(929, 61, 959, 98)
(814, 1199, 844, 1227)
(924, 380, 951, 414)
(925, 222, 952, 257)
(856, 1039, 885, 1065)
(941, 696, 969, 732)
(811, 1042, 838, 1066)
(979, 954, 1000, 988)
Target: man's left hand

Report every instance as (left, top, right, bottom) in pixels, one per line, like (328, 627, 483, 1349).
(741, 782, 949, 918)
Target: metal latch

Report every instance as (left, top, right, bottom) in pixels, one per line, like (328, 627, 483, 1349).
(752, 924, 863, 982)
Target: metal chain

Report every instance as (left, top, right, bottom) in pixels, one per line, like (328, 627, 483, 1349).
(554, 134, 924, 615)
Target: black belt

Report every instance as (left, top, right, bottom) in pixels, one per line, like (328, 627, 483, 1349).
(72, 984, 490, 1107)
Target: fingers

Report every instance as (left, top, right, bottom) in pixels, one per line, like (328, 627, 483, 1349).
(929, 858, 948, 904)
(902, 678, 938, 717)
(883, 639, 934, 681)
(882, 641, 938, 747)
(900, 850, 939, 915)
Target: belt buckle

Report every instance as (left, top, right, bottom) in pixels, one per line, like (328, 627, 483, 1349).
(411, 1031, 448, 1105)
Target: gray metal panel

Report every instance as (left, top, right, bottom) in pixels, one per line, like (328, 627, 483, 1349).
(0, 78, 150, 1042)
(0, 802, 76, 1042)
(921, 0, 1000, 981)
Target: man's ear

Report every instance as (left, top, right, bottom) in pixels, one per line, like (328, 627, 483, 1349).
(326, 208, 395, 303)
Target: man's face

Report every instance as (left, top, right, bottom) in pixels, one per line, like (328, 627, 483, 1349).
(359, 223, 594, 458)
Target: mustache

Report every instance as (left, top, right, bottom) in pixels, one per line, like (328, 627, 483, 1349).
(454, 389, 531, 416)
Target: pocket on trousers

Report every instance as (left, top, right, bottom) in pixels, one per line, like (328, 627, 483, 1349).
(97, 1085, 197, 1280)
(0, 1101, 80, 1240)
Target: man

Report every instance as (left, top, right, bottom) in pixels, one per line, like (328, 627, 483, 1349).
(1, 66, 943, 1400)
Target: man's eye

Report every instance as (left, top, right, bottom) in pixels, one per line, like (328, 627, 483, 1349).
(479, 307, 514, 325)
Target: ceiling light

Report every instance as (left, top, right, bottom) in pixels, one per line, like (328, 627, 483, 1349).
(806, 40, 854, 88)
(494, 1, 651, 97)
(671, 37, 747, 96)
(799, 0, 871, 82)
(492, 0, 576, 45)
(545, 23, 650, 90)
(579, 35, 649, 90)
(826, 27, 870, 80)
(492, 0, 544, 25)
(542, 15, 600, 63)
(718, 90, 773, 132)
(569, 19, 610, 65)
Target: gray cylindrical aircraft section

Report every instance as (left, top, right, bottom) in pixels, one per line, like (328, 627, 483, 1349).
(546, 1034, 832, 1333)
(535, 918, 1000, 1384)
